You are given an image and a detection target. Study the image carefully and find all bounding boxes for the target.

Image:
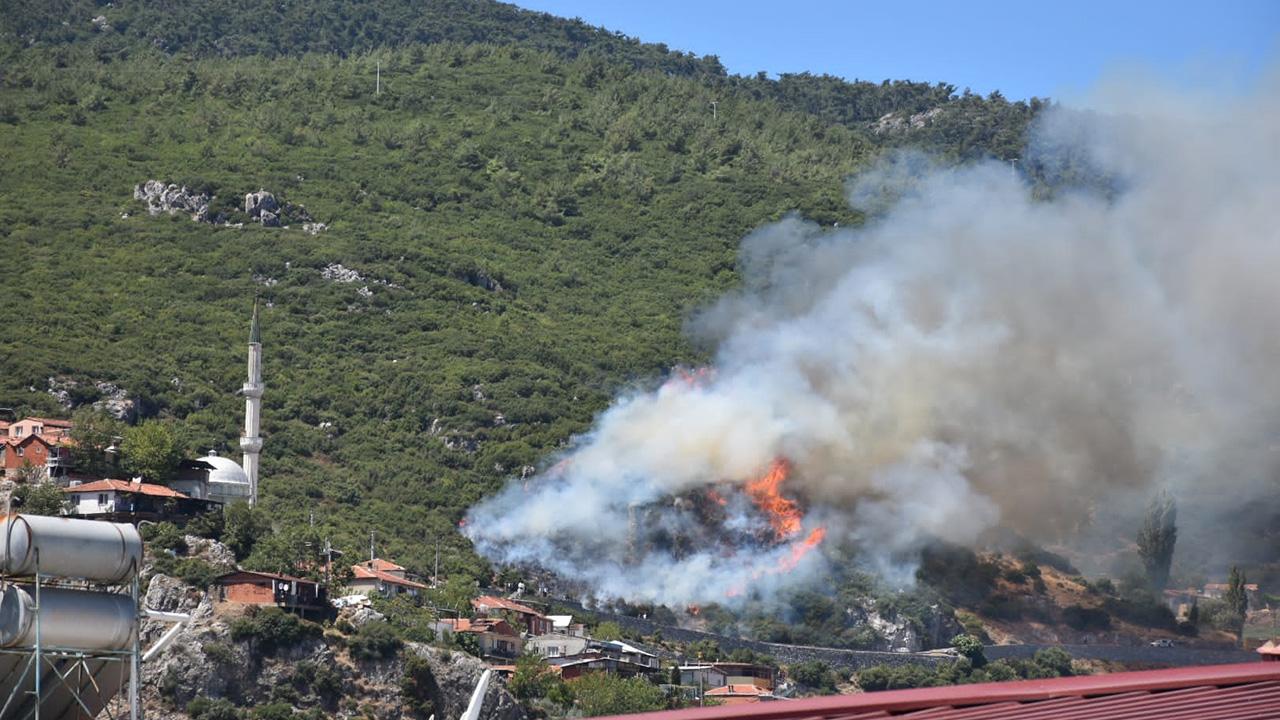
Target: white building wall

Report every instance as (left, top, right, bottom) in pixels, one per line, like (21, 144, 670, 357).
(67, 490, 118, 515)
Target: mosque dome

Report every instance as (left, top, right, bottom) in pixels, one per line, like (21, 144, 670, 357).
(199, 455, 250, 486)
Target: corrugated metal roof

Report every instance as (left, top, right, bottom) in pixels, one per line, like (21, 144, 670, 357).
(600, 662, 1280, 720)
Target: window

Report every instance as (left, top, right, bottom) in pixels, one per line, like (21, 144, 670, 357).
(98, 493, 108, 505)
(14, 427, 23, 437)
(548, 646, 561, 657)
(32, 426, 41, 435)
(72, 495, 80, 505)
(16, 447, 22, 457)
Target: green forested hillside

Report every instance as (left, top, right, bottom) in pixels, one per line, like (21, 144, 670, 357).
(0, 2, 1038, 581)
(1, 0, 1042, 159)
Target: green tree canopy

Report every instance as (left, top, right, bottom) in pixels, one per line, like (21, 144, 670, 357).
(12, 481, 69, 516)
(67, 407, 123, 477)
(120, 420, 187, 483)
(950, 633, 987, 668)
(1225, 565, 1250, 645)
(568, 673, 665, 717)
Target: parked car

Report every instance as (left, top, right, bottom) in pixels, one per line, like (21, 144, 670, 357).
(1150, 638, 1175, 648)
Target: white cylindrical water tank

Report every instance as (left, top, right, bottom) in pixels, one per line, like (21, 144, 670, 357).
(0, 514, 143, 583)
(0, 584, 137, 650)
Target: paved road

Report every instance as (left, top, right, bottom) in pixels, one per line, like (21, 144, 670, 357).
(986, 643, 1255, 666)
(551, 597, 1257, 669)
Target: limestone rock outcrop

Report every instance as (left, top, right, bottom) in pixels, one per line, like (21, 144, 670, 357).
(134, 180, 214, 222)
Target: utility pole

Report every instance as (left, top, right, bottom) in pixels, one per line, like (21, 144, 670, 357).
(1008, 157, 1018, 179)
(710, 101, 718, 120)
(369, 530, 375, 562)
(376, 61, 381, 96)
(434, 536, 441, 588)
(323, 538, 333, 587)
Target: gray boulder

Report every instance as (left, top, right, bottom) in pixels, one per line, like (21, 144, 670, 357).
(134, 180, 212, 221)
(244, 189, 279, 218)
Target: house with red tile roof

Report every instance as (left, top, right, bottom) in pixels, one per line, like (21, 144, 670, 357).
(432, 617, 522, 659)
(63, 477, 218, 521)
(349, 559, 429, 598)
(2, 418, 76, 480)
(472, 594, 552, 635)
(5, 417, 74, 442)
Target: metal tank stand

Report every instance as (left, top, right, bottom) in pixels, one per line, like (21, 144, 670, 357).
(0, 549, 144, 720)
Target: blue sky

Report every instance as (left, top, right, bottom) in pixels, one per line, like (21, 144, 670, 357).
(513, 1, 1278, 101)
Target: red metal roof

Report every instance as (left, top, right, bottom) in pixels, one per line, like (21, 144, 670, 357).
(603, 662, 1280, 720)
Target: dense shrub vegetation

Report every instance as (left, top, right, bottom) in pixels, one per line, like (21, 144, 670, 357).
(0, 0, 1044, 638)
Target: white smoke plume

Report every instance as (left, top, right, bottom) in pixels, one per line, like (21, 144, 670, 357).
(465, 75, 1280, 606)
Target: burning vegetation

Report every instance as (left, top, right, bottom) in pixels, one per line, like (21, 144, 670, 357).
(466, 80, 1280, 608)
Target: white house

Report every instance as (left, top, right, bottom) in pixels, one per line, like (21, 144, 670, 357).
(64, 478, 213, 519)
(526, 632, 590, 658)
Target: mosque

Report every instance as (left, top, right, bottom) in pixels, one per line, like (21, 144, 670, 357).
(171, 301, 263, 506)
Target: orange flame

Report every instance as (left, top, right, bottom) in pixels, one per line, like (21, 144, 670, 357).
(706, 489, 728, 506)
(745, 458, 802, 540)
(667, 366, 716, 390)
(724, 458, 828, 598)
(779, 527, 827, 572)
(687, 604, 701, 616)
(724, 527, 828, 598)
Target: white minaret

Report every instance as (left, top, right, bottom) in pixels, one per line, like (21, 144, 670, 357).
(240, 299, 264, 505)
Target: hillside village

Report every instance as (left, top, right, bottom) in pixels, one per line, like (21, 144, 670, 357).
(0, 305, 795, 715)
(0, 278, 1274, 717)
(2, 1, 1278, 718)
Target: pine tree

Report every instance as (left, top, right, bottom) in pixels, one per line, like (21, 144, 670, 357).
(1225, 566, 1250, 646)
(1136, 490, 1177, 592)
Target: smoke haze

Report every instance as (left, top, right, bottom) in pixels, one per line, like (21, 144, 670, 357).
(465, 75, 1280, 605)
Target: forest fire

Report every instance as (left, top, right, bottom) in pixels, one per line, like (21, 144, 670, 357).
(720, 459, 829, 598)
(745, 458, 803, 540)
(780, 527, 827, 571)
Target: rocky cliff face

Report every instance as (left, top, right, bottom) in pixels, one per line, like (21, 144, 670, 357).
(845, 599, 964, 652)
(140, 574, 525, 720)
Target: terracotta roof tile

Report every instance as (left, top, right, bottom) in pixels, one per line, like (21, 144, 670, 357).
(63, 478, 190, 498)
(356, 558, 406, 573)
(350, 564, 428, 589)
(473, 595, 546, 618)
